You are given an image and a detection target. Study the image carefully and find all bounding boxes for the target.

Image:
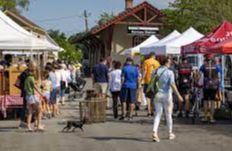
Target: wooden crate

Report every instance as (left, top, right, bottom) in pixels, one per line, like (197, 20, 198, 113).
(79, 98, 106, 124)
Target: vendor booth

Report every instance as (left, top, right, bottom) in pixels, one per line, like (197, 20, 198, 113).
(121, 35, 159, 55)
(140, 30, 181, 55)
(0, 10, 61, 118)
(147, 27, 203, 56)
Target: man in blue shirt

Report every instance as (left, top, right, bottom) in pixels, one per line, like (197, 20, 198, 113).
(120, 57, 139, 120)
(92, 58, 109, 98)
(200, 55, 221, 123)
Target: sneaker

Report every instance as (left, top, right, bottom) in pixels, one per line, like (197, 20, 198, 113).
(147, 113, 152, 117)
(210, 119, 216, 123)
(119, 116, 125, 120)
(185, 111, 190, 119)
(152, 134, 160, 142)
(18, 122, 28, 129)
(201, 117, 208, 122)
(128, 116, 133, 121)
(177, 112, 183, 118)
(169, 133, 176, 140)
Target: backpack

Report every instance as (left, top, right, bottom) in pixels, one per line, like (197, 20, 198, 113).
(145, 68, 166, 99)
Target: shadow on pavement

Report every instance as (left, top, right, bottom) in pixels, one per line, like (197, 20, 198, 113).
(84, 136, 152, 143)
(0, 126, 18, 132)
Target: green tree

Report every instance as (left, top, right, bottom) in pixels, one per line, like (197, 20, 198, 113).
(97, 12, 115, 25)
(48, 30, 82, 62)
(0, 0, 30, 13)
(161, 0, 232, 35)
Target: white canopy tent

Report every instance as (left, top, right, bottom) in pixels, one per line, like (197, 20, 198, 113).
(121, 35, 159, 55)
(0, 10, 61, 51)
(149, 27, 204, 55)
(140, 30, 181, 55)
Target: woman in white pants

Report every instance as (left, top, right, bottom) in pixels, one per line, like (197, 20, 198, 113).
(152, 56, 183, 142)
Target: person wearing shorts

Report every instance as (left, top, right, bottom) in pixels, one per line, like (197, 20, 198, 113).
(200, 55, 221, 123)
(24, 64, 44, 131)
(177, 57, 192, 118)
(48, 65, 59, 117)
(92, 58, 109, 98)
(120, 57, 139, 120)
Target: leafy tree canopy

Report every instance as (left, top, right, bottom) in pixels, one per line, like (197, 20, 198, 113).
(161, 0, 232, 35)
(48, 30, 82, 63)
(0, 0, 30, 13)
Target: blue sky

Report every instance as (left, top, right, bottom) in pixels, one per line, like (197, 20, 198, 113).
(22, 0, 174, 36)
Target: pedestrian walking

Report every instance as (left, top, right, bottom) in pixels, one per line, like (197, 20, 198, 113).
(152, 56, 183, 142)
(92, 58, 109, 98)
(24, 63, 44, 131)
(200, 55, 221, 123)
(109, 61, 122, 119)
(177, 57, 192, 118)
(142, 52, 160, 116)
(120, 57, 139, 120)
(48, 65, 58, 117)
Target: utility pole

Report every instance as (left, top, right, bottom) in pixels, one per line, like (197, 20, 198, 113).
(83, 10, 91, 32)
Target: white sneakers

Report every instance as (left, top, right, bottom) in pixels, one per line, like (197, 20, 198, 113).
(152, 133, 176, 142)
(169, 133, 176, 140)
(152, 134, 160, 142)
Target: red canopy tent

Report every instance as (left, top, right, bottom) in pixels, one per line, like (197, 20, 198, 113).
(181, 21, 232, 54)
(209, 37, 232, 54)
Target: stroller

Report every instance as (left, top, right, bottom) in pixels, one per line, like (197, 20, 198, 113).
(68, 77, 86, 100)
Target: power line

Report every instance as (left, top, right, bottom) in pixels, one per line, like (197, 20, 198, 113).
(35, 14, 81, 22)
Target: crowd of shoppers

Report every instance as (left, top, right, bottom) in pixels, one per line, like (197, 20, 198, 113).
(15, 59, 83, 131)
(91, 52, 224, 142)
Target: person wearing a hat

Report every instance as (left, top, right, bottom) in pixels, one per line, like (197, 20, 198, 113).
(177, 56, 192, 118)
(120, 57, 139, 120)
(200, 55, 221, 123)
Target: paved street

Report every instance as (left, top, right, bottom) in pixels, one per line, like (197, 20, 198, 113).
(0, 79, 232, 151)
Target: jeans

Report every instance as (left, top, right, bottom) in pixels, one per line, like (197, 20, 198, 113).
(20, 96, 27, 122)
(153, 92, 173, 134)
(111, 91, 120, 118)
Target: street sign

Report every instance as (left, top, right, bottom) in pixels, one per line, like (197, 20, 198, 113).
(128, 26, 159, 35)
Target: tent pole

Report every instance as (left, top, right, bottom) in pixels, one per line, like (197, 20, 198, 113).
(222, 55, 225, 103)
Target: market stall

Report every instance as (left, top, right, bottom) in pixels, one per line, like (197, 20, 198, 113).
(0, 10, 62, 118)
(140, 30, 181, 55)
(149, 27, 203, 56)
(121, 35, 159, 55)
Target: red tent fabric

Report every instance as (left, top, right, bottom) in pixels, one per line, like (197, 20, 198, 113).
(209, 37, 232, 54)
(181, 21, 232, 54)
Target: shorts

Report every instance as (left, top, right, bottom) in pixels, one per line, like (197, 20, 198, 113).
(60, 88, 65, 97)
(179, 87, 191, 95)
(26, 95, 40, 105)
(120, 87, 136, 103)
(50, 88, 58, 104)
(94, 83, 108, 94)
(203, 89, 217, 101)
(43, 92, 50, 102)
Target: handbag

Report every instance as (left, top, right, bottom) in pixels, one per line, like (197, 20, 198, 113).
(145, 68, 167, 99)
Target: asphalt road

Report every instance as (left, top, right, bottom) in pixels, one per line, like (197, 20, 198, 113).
(0, 79, 232, 151)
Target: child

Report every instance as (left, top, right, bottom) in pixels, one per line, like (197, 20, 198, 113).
(41, 73, 52, 118)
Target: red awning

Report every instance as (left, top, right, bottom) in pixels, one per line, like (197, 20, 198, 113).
(209, 37, 232, 54)
(181, 21, 232, 54)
